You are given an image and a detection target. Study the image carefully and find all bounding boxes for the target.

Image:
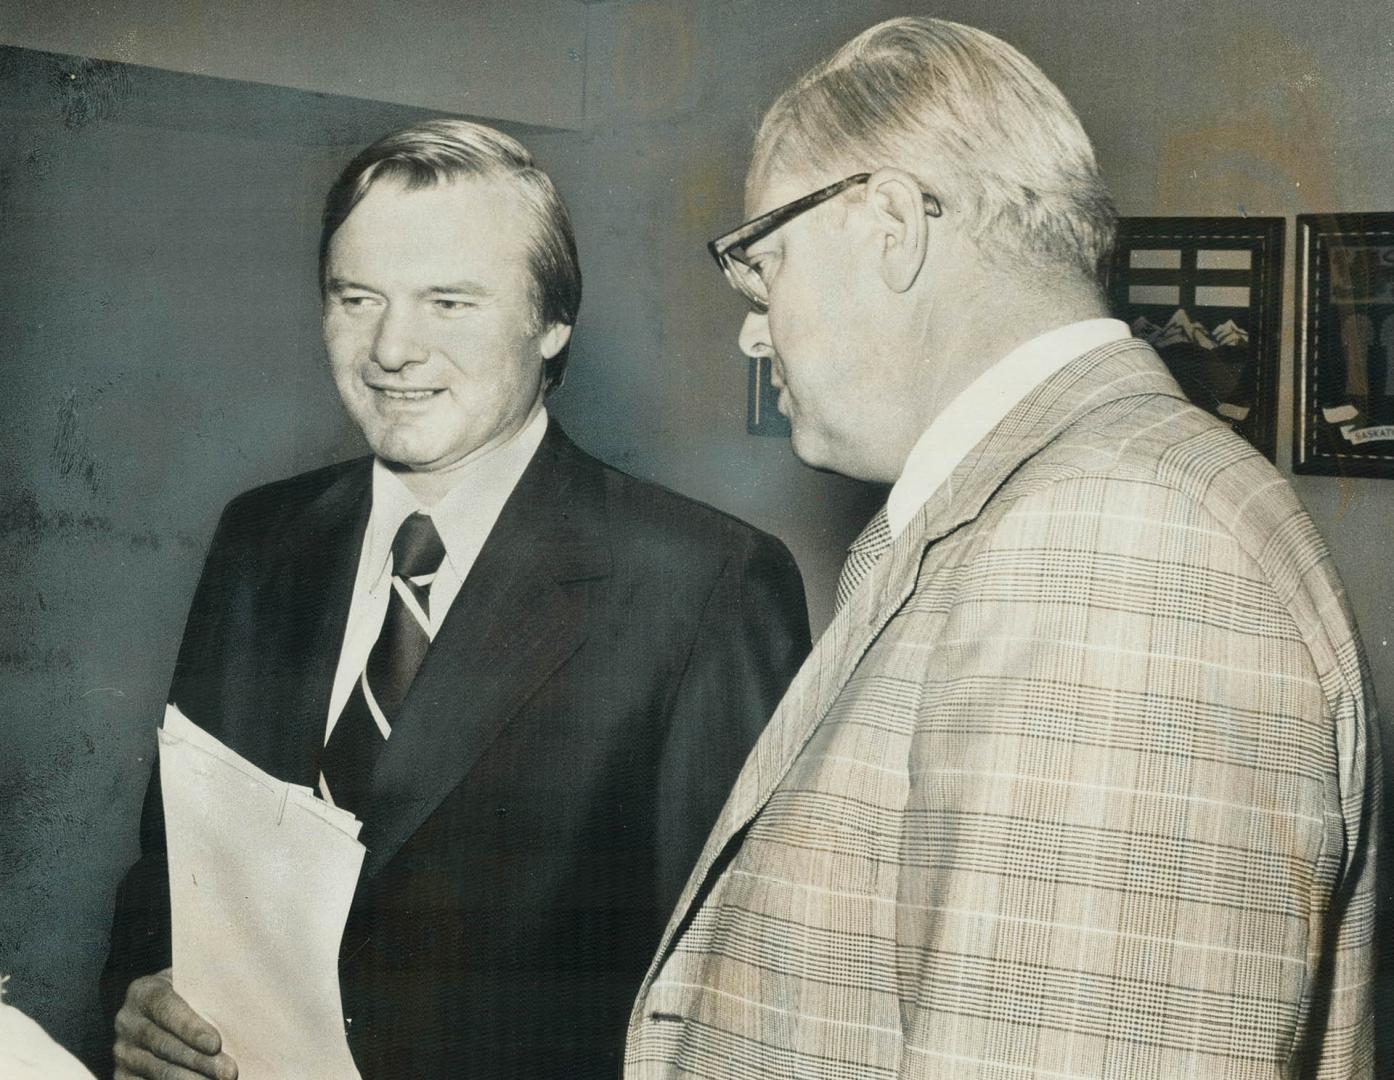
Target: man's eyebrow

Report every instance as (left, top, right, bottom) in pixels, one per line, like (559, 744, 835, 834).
(323, 278, 495, 296)
(424, 281, 492, 297)
(324, 276, 378, 294)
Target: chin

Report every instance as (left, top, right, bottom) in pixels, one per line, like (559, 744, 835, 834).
(788, 427, 830, 472)
(365, 432, 441, 471)
(789, 427, 873, 482)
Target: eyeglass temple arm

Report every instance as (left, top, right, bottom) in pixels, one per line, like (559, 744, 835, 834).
(710, 176, 943, 265)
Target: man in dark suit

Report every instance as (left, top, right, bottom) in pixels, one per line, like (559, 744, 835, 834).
(104, 119, 809, 1079)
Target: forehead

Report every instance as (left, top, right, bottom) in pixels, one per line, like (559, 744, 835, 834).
(329, 174, 531, 271)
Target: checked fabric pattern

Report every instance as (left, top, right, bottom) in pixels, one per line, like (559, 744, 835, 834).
(627, 340, 1381, 1079)
(833, 506, 891, 615)
(320, 511, 445, 816)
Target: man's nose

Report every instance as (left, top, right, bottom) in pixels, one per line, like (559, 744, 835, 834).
(371, 308, 429, 370)
(738, 309, 772, 359)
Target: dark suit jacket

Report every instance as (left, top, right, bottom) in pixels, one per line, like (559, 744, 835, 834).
(104, 420, 810, 1078)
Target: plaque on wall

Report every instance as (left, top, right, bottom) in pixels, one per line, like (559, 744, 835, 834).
(1107, 216, 1284, 461)
(1294, 214, 1394, 477)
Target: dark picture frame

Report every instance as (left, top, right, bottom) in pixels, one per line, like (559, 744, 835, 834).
(1294, 214, 1394, 477)
(1107, 216, 1284, 460)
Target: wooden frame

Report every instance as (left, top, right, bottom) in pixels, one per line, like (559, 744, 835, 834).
(1294, 214, 1394, 477)
(1107, 216, 1284, 460)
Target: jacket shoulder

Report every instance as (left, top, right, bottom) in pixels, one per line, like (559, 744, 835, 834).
(1023, 394, 1312, 549)
(562, 437, 792, 569)
(216, 457, 369, 533)
(992, 396, 1353, 674)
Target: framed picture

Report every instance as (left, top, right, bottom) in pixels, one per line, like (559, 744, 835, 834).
(1294, 214, 1394, 477)
(1107, 216, 1284, 460)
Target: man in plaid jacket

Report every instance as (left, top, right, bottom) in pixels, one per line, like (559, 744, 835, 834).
(626, 16, 1382, 1079)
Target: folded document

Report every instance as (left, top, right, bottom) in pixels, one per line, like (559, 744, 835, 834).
(160, 704, 364, 1079)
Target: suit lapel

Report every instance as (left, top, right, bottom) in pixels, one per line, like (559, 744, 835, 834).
(246, 460, 371, 788)
(634, 338, 1187, 999)
(358, 423, 609, 881)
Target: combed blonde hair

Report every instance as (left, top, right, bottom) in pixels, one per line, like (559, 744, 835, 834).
(751, 17, 1116, 281)
(320, 120, 581, 390)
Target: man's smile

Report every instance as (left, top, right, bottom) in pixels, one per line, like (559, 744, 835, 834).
(367, 384, 445, 402)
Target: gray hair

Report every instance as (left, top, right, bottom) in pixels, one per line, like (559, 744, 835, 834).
(320, 119, 581, 391)
(750, 17, 1116, 281)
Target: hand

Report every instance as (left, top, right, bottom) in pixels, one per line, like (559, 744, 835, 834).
(113, 971, 237, 1080)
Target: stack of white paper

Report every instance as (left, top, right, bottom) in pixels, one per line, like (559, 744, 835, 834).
(159, 704, 364, 1079)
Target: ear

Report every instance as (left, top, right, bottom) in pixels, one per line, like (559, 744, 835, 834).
(866, 167, 930, 294)
(538, 321, 573, 360)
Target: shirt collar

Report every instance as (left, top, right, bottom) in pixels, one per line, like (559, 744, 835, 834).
(363, 405, 549, 587)
(885, 318, 1130, 538)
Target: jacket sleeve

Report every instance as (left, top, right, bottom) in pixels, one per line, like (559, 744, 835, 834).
(894, 475, 1380, 1078)
(652, 528, 811, 920)
(98, 498, 245, 1039)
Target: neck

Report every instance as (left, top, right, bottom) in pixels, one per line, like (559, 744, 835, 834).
(855, 273, 1107, 485)
(914, 273, 1108, 424)
(390, 400, 544, 506)
(394, 466, 464, 507)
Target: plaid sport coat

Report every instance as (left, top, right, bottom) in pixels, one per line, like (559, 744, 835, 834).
(626, 339, 1382, 1079)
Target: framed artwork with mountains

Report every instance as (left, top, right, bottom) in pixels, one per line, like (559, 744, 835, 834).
(1107, 216, 1284, 460)
(1294, 214, 1394, 478)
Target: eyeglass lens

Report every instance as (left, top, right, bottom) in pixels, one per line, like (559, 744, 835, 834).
(724, 257, 768, 312)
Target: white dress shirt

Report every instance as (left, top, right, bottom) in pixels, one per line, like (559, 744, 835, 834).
(324, 406, 549, 744)
(885, 318, 1130, 538)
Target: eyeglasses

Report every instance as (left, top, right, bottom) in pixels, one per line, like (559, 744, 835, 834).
(707, 172, 943, 313)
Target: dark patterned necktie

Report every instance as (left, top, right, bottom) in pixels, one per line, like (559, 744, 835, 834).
(319, 511, 445, 816)
(834, 506, 892, 615)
